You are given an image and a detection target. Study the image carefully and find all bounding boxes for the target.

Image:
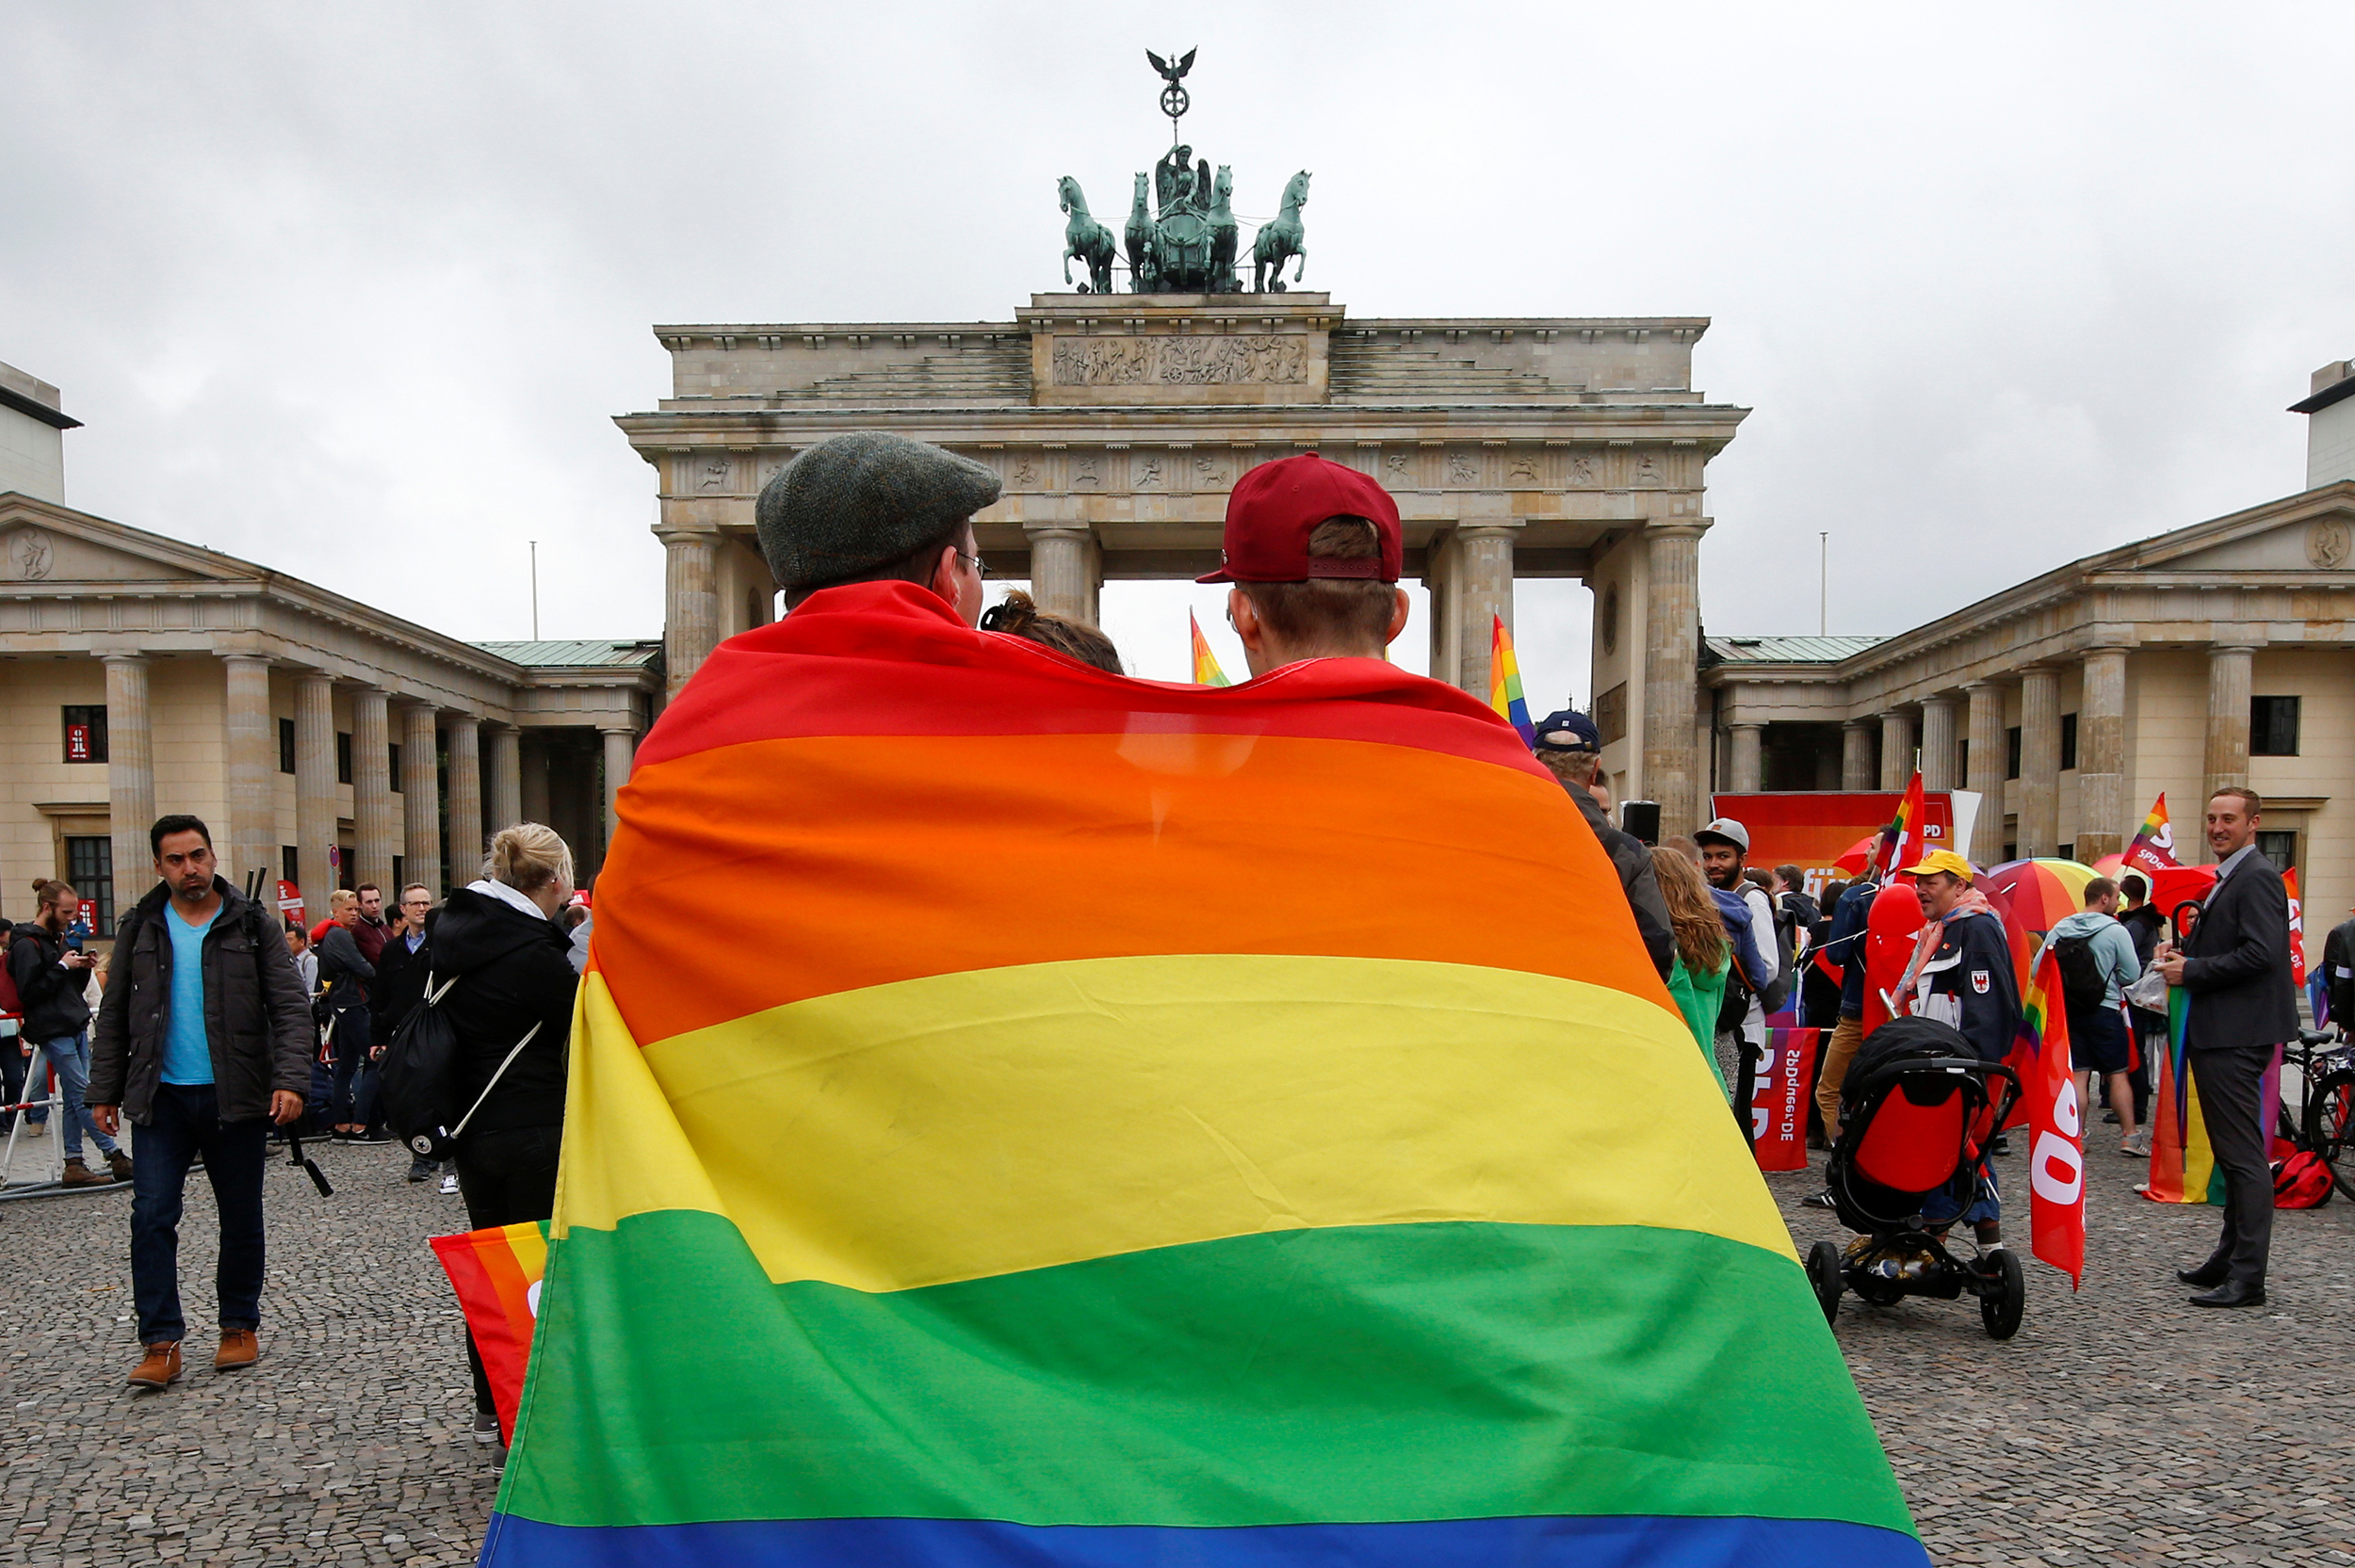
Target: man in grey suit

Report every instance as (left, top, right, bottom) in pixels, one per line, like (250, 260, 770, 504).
(2156, 786, 2298, 1308)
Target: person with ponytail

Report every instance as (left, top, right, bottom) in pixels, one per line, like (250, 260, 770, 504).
(431, 822, 580, 1456)
(979, 589, 1124, 674)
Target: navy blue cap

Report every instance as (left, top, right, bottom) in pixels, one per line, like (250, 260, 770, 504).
(1532, 709, 1600, 752)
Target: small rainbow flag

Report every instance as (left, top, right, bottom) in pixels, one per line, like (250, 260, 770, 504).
(2141, 986, 2282, 1205)
(1488, 613, 1535, 746)
(1190, 609, 1231, 687)
(430, 1220, 548, 1443)
(1879, 769, 1925, 878)
(2124, 793, 2177, 880)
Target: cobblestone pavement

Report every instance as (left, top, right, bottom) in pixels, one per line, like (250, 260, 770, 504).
(2, 1133, 2349, 1564)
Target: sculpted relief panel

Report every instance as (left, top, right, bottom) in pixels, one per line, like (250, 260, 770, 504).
(1050, 334, 1309, 387)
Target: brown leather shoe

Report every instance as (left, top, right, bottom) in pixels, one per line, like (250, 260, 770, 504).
(214, 1329, 259, 1372)
(60, 1157, 109, 1188)
(106, 1149, 134, 1182)
(127, 1342, 182, 1388)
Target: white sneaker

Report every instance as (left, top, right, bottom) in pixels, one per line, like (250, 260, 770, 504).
(439, 1173, 461, 1196)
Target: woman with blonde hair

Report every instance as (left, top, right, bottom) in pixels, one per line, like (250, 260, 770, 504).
(433, 822, 578, 1459)
(1650, 847, 1737, 1094)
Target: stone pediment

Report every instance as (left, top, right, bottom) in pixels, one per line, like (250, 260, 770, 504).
(2112, 488, 2355, 577)
(0, 496, 262, 588)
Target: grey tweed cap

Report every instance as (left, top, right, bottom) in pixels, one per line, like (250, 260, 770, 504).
(755, 431, 1001, 592)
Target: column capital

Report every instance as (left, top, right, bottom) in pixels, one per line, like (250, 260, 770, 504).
(652, 522, 725, 543)
(1642, 518, 1711, 540)
(96, 649, 151, 666)
(220, 651, 273, 667)
(2208, 640, 2262, 656)
(1841, 717, 1873, 732)
(1961, 675, 2005, 692)
(1020, 522, 1095, 542)
(1727, 719, 1764, 732)
(1454, 520, 1526, 541)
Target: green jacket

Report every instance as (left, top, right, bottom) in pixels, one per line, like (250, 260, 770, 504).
(1665, 949, 1730, 1095)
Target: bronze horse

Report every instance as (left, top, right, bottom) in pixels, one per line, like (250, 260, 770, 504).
(1058, 175, 1117, 295)
(1252, 170, 1310, 293)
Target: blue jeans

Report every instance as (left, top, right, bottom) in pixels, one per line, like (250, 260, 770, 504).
(328, 1008, 377, 1128)
(131, 1083, 268, 1345)
(42, 1032, 118, 1160)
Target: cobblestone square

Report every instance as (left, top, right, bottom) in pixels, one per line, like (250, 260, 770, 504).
(1, 1136, 2348, 1565)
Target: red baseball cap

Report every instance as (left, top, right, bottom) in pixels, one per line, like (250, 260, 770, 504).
(1196, 453, 1403, 584)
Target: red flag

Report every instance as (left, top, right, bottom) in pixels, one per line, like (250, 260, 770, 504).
(1748, 1026, 1820, 1171)
(2020, 947, 2086, 1287)
(2286, 868, 2307, 989)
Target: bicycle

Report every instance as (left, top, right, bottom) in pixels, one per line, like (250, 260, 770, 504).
(2282, 1027, 2355, 1202)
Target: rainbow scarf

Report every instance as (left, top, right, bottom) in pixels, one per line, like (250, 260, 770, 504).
(478, 582, 1923, 1568)
(1488, 612, 1535, 746)
(1189, 608, 1231, 687)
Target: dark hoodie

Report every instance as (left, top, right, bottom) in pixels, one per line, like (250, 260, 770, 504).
(433, 885, 577, 1140)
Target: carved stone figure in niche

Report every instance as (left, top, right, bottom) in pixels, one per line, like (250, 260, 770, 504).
(1448, 453, 1477, 484)
(1074, 456, 1101, 487)
(1509, 455, 1538, 481)
(697, 458, 729, 492)
(1012, 461, 1038, 487)
(1194, 457, 1226, 487)
(1051, 339, 1155, 385)
(1135, 457, 1163, 488)
(1569, 456, 1596, 484)
(8, 527, 54, 581)
(1636, 456, 1664, 485)
(2310, 518, 2352, 570)
(1385, 454, 1408, 479)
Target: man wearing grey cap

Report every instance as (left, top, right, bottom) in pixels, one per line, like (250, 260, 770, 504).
(756, 431, 1000, 624)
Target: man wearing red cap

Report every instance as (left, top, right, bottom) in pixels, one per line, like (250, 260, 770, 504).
(1198, 453, 1409, 671)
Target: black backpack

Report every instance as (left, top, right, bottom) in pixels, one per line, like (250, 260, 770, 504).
(377, 973, 542, 1159)
(2051, 934, 2109, 1013)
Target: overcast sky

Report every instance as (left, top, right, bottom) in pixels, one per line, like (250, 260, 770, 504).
(6, 4, 2349, 703)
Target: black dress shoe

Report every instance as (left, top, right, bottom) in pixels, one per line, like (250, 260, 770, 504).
(2176, 1264, 2228, 1288)
(2189, 1280, 2266, 1308)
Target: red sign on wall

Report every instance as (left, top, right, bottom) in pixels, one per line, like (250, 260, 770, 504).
(65, 723, 92, 762)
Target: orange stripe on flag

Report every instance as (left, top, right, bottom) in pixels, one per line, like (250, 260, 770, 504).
(595, 732, 1668, 1046)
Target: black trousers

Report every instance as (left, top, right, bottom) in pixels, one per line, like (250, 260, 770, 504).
(2184, 1044, 2275, 1286)
(454, 1123, 561, 1416)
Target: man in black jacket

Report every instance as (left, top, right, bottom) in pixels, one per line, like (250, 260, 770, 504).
(2322, 900, 2355, 1035)
(2157, 787, 2298, 1308)
(8, 880, 127, 1185)
(89, 815, 312, 1387)
(372, 883, 440, 1182)
(315, 890, 380, 1141)
(1531, 709, 1675, 982)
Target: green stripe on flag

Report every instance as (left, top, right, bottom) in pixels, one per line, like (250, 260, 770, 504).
(500, 1212, 1912, 1537)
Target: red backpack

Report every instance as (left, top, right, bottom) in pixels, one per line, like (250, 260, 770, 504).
(2274, 1151, 2334, 1209)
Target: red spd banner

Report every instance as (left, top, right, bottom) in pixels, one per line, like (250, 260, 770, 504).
(1709, 792, 1957, 899)
(2022, 947, 2087, 1288)
(1749, 1026, 1820, 1172)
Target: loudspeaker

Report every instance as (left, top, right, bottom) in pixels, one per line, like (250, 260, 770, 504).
(1620, 800, 1661, 847)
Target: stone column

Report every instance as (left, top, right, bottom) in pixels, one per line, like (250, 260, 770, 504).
(1453, 523, 1521, 697)
(485, 725, 523, 835)
(222, 655, 277, 894)
(2018, 665, 2061, 860)
(1878, 709, 1916, 792)
(446, 716, 483, 886)
(101, 655, 155, 918)
(398, 703, 443, 895)
(1025, 525, 1098, 624)
(1641, 524, 1704, 835)
(1728, 723, 1764, 795)
(293, 671, 338, 915)
(2074, 647, 2129, 863)
(1965, 679, 2006, 866)
(351, 687, 398, 893)
(2203, 643, 2256, 811)
(1840, 720, 1875, 791)
(599, 727, 637, 854)
(659, 525, 721, 700)
(1919, 695, 1960, 793)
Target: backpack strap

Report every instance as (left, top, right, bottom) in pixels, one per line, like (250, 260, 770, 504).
(449, 1023, 542, 1141)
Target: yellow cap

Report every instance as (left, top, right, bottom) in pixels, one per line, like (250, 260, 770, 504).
(1898, 849, 1975, 881)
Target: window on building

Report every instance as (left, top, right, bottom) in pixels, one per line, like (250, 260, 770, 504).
(2005, 726, 2022, 780)
(279, 718, 298, 775)
(336, 732, 353, 785)
(1957, 736, 1970, 783)
(282, 846, 299, 890)
(2257, 830, 2298, 878)
(2058, 713, 2078, 772)
(61, 704, 108, 764)
(2058, 841, 2074, 863)
(393, 854, 406, 891)
(2250, 696, 2299, 756)
(64, 836, 114, 931)
(390, 743, 403, 792)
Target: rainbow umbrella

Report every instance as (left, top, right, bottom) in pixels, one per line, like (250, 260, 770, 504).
(2089, 852, 2126, 881)
(1981, 858, 2100, 934)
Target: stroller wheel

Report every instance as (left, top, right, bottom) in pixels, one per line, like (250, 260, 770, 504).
(1979, 1248, 2024, 1340)
(1805, 1241, 1843, 1326)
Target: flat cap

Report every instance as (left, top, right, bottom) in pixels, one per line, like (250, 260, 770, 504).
(755, 431, 1001, 592)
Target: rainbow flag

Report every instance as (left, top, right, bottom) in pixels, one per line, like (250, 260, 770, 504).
(1488, 612, 1535, 746)
(479, 580, 1923, 1567)
(2124, 793, 2178, 881)
(1189, 608, 1231, 687)
(430, 1220, 548, 1443)
(2014, 948, 2085, 1285)
(1879, 770, 1925, 878)
(2141, 986, 2282, 1205)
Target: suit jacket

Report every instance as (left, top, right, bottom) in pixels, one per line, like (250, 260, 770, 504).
(2180, 849, 2298, 1052)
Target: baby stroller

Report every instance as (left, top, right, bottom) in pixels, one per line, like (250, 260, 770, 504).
(1805, 1015, 2026, 1340)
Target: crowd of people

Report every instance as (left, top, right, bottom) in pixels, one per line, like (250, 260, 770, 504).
(2, 427, 2343, 1493)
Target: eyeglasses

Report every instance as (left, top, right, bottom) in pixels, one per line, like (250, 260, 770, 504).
(955, 549, 990, 580)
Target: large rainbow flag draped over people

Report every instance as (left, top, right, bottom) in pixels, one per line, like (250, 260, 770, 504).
(476, 581, 1925, 1567)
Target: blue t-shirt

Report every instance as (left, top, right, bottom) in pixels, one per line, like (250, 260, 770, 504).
(161, 903, 219, 1086)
